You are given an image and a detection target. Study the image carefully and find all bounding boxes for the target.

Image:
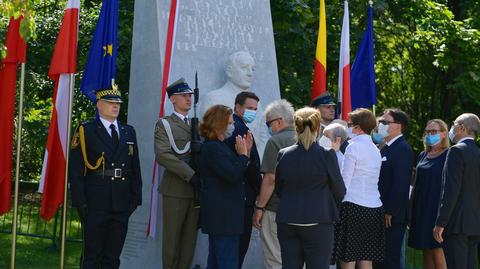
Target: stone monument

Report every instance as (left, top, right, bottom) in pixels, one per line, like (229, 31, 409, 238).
(122, 0, 280, 268)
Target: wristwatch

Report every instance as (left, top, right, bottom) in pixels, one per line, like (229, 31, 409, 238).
(255, 205, 265, 212)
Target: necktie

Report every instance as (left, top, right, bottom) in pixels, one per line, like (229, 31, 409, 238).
(184, 117, 189, 126)
(110, 124, 119, 147)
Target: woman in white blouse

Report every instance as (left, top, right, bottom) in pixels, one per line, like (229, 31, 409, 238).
(334, 108, 385, 269)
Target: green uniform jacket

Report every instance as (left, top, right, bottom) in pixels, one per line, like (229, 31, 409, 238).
(154, 114, 195, 198)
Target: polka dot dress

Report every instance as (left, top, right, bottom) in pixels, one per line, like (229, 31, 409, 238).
(334, 202, 385, 263)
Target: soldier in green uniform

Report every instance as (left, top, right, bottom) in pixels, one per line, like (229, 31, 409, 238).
(154, 78, 200, 269)
(69, 84, 142, 269)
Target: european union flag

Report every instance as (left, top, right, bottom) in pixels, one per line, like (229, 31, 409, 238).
(80, 0, 118, 102)
(351, 5, 376, 110)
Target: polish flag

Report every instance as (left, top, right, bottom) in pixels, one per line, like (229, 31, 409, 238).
(147, 0, 180, 238)
(0, 17, 27, 215)
(338, 0, 351, 120)
(39, 0, 80, 221)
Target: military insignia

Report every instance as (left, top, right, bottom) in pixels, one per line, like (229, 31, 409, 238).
(128, 145, 134, 155)
(71, 130, 80, 149)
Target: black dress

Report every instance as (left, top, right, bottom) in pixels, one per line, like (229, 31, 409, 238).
(409, 150, 447, 249)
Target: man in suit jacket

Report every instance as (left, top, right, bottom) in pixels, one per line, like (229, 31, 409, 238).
(376, 108, 414, 269)
(155, 78, 199, 269)
(70, 85, 142, 269)
(434, 113, 480, 269)
(224, 91, 262, 268)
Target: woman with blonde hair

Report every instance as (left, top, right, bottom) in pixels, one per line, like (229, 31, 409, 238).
(408, 119, 449, 269)
(275, 107, 346, 269)
(196, 105, 253, 269)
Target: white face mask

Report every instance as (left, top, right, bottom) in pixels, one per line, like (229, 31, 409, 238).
(318, 135, 333, 150)
(377, 123, 389, 138)
(224, 123, 235, 139)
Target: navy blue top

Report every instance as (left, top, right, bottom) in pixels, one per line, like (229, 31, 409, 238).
(408, 150, 447, 249)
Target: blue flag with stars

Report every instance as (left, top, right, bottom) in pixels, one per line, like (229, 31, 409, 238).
(80, 0, 118, 102)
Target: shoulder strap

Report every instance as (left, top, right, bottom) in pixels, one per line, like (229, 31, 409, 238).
(161, 118, 191, 154)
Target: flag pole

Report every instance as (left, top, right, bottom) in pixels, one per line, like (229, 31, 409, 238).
(10, 62, 26, 269)
(60, 73, 75, 269)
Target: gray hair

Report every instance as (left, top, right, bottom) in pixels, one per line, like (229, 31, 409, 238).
(265, 99, 295, 126)
(456, 113, 480, 136)
(323, 123, 348, 143)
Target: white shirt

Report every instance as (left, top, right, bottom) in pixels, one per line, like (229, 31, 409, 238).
(99, 117, 119, 138)
(385, 134, 403, 146)
(341, 134, 382, 208)
(173, 110, 189, 123)
(336, 151, 345, 171)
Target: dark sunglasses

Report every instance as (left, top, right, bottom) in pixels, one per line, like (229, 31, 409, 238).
(266, 118, 282, 127)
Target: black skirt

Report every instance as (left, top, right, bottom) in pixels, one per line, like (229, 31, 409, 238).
(334, 201, 385, 262)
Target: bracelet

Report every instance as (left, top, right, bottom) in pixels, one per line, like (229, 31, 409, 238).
(255, 205, 265, 212)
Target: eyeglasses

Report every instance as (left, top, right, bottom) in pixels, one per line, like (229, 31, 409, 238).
(266, 118, 281, 127)
(378, 120, 396, 125)
(424, 129, 442, 135)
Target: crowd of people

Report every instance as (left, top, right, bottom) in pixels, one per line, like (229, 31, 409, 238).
(154, 76, 480, 269)
(70, 77, 480, 269)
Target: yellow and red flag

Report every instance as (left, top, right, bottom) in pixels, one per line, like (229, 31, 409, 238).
(311, 0, 327, 100)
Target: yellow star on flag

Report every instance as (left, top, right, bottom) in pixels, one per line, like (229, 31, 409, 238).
(103, 44, 113, 57)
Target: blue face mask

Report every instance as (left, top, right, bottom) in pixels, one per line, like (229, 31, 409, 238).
(243, 109, 256, 123)
(449, 127, 455, 143)
(268, 126, 274, 136)
(425, 134, 441, 146)
(372, 132, 385, 144)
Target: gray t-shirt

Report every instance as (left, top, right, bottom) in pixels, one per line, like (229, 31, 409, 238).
(261, 127, 297, 212)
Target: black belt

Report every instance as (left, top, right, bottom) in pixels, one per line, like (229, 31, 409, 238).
(87, 169, 130, 178)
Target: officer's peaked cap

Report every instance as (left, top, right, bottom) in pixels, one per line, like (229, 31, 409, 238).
(167, 78, 193, 98)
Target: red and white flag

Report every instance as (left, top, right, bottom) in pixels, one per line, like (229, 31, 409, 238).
(338, 0, 351, 120)
(0, 17, 27, 215)
(146, 0, 180, 238)
(39, 0, 80, 221)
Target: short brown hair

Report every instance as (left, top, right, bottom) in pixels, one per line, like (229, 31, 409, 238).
(199, 105, 232, 140)
(235, 91, 259, 106)
(349, 108, 376, 134)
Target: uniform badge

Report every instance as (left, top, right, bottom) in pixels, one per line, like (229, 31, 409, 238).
(127, 142, 134, 155)
(71, 130, 80, 149)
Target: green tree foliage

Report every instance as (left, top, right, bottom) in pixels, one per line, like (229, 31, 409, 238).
(0, 0, 134, 181)
(1, 0, 479, 181)
(271, 0, 480, 153)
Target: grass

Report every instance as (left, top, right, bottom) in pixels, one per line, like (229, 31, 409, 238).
(0, 233, 82, 269)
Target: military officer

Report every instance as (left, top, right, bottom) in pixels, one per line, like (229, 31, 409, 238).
(155, 78, 199, 269)
(69, 84, 142, 269)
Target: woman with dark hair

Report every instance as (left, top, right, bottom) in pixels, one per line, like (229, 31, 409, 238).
(409, 119, 449, 269)
(335, 108, 385, 269)
(196, 105, 253, 269)
(275, 107, 346, 269)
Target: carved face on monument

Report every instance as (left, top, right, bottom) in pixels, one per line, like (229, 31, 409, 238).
(226, 51, 255, 90)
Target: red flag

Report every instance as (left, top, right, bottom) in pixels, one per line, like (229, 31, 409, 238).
(338, 0, 351, 120)
(39, 0, 79, 221)
(0, 17, 27, 215)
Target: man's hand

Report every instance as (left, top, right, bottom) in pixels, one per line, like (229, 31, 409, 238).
(385, 214, 392, 228)
(253, 208, 264, 229)
(433, 226, 445, 243)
